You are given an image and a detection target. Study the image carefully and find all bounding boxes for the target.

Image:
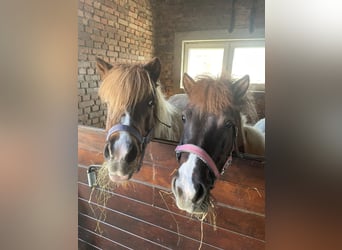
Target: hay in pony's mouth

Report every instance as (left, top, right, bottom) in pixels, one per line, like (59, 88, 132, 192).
(108, 173, 130, 182)
(87, 163, 135, 233)
(190, 196, 217, 229)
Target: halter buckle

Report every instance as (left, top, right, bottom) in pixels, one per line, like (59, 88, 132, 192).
(176, 151, 182, 162)
(106, 124, 153, 171)
(221, 154, 232, 175)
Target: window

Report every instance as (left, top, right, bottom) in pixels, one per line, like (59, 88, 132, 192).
(181, 39, 265, 90)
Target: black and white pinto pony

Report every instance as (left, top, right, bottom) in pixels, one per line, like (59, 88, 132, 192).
(171, 73, 265, 214)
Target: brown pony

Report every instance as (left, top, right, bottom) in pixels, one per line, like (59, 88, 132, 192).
(172, 73, 264, 214)
(96, 57, 183, 182)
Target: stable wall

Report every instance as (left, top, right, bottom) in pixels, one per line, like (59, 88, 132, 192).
(78, 0, 154, 128)
(151, 0, 265, 96)
(78, 125, 265, 249)
(78, 0, 265, 128)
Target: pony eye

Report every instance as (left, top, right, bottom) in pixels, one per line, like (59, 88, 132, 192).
(148, 99, 154, 107)
(181, 114, 186, 123)
(225, 121, 233, 128)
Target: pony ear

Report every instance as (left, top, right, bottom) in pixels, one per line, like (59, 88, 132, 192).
(182, 73, 196, 94)
(96, 57, 113, 79)
(232, 75, 250, 99)
(143, 57, 161, 83)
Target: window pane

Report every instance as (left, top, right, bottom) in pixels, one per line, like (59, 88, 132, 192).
(231, 47, 265, 83)
(187, 48, 224, 78)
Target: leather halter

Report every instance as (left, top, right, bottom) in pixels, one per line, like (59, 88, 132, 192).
(106, 124, 153, 146)
(175, 125, 238, 179)
(105, 72, 157, 171)
(106, 124, 153, 171)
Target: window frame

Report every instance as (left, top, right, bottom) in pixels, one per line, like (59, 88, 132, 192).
(181, 41, 228, 88)
(173, 29, 265, 93)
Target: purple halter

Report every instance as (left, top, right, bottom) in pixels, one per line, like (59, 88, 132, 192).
(106, 124, 152, 145)
(106, 124, 153, 171)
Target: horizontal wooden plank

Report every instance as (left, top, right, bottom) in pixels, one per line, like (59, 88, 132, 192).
(78, 126, 264, 188)
(151, 186, 265, 240)
(78, 226, 127, 250)
(79, 213, 168, 250)
(78, 126, 106, 153)
(78, 125, 265, 249)
(79, 197, 264, 250)
(78, 163, 264, 214)
(143, 140, 179, 167)
(211, 180, 265, 214)
(78, 148, 104, 166)
(78, 239, 100, 250)
(79, 182, 264, 242)
(79, 200, 223, 250)
(222, 158, 264, 190)
(78, 166, 154, 205)
(78, 152, 264, 194)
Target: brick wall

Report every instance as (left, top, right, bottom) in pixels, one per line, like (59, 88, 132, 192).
(78, 0, 265, 128)
(78, 0, 154, 128)
(151, 0, 265, 97)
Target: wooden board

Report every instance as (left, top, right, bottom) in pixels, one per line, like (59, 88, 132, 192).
(78, 125, 265, 249)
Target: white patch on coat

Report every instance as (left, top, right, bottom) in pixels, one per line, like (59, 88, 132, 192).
(113, 112, 132, 160)
(175, 153, 198, 201)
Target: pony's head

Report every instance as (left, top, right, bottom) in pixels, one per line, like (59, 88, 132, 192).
(172, 73, 253, 214)
(97, 57, 161, 182)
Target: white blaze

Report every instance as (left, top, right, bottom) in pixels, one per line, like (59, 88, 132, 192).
(175, 153, 198, 204)
(113, 112, 132, 160)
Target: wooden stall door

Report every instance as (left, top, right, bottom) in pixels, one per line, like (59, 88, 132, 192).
(78, 125, 265, 249)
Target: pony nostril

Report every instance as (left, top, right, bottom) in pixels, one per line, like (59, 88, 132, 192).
(125, 144, 138, 163)
(192, 183, 206, 204)
(171, 177, 176, 191)
(103, 143, 111, 159)
(171, 177, 183, 197)
(177, 186, 183, 197)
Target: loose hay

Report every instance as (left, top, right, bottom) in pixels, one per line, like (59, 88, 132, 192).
(190, 196, 217, 250)
(191, 195, 217, 230)
(159, 189, 181, 246)
(160, 189, 218, 250)
(87, 162, 134, 234)
(87, 163, 218, 249)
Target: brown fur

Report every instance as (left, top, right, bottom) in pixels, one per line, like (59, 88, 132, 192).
(187, 75, 257, 122)
(98, 60, 182, 141)
(185, 75, 263, 156)
(187, 76, 233, 117)
(98, 63, 155, 126)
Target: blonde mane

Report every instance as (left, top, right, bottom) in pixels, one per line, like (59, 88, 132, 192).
(98, 62, 182, 141)
(153, 86, 182, 141)
(241, 115, 265, 156)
